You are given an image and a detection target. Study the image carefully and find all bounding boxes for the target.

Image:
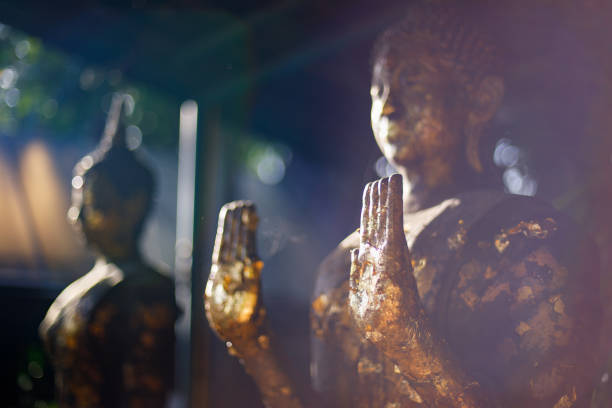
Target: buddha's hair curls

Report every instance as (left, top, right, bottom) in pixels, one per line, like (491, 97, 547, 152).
(373, 1, 499, 85)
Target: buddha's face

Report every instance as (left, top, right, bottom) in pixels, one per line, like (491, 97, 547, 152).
(371, 51, 471, 172)
(69, 173, 148, 260)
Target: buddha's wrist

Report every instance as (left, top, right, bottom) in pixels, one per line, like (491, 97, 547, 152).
(384, 322, 492, 406)
(228, 328, 303, 408)
(226, 327, 273, 360)
(381, 315, 442, 376)
(218, 303, 269, 359)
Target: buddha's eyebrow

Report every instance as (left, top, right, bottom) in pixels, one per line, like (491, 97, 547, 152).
(390, 60, 438, 84)
(416, 57, 440, 74)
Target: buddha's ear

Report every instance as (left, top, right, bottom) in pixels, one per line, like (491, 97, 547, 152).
(465, 76, 504, 173)
(469, 75, 504, 124)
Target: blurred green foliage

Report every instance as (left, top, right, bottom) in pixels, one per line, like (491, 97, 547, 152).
(0, 23, 179, 148)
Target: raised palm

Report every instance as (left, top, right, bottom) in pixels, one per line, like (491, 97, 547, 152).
(205, 201, 264, 345)
(349, 174, 421, 344)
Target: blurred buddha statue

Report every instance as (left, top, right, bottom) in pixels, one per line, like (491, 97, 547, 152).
(40, 94, 178, 408)
(205, 2, 603, 407)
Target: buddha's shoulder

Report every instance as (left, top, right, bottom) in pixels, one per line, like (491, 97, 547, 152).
(42, 263, 174, 326)
(116, 265, 173, 291)
(100, 266, 176, 315)
(449, 192, 587, 258)
(39, 262, 126, 348)
(412, 191, 582, 256)
(413, 191, 570, 240)
(313, 191, 583, 299)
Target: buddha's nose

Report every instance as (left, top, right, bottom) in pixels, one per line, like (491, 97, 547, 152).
(382, 102, 395, 116)
(381, 95, 403, 122)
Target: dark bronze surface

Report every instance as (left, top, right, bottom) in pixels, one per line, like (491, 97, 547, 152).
(39, 94, 178, 408)
(205, 201, 302, 408)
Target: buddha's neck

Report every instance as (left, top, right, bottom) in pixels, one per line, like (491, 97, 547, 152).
(97, 243, 141, 266)
(399, 164, 477, 213)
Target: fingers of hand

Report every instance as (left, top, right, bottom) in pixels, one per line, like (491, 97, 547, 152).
(212, 200, 258, 264)
(385, 174, 404, 243)
(212, 205, 230, 264)
(349, 248, 361, 292)
(241, 202, 259, 260)
(379, 176, 389, 243)
(370, 179, 381, 243)
(360, 180, 380, 247)
(360, 175, 404, 250)
(360, 182, 372, 245)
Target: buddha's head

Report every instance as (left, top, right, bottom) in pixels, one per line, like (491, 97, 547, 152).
(371, 3, 504, 188)
(68, 94, 154, 261)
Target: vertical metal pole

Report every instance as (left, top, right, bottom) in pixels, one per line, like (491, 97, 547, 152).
(173, 100, 198, 408)
(190, 107, 224, 408)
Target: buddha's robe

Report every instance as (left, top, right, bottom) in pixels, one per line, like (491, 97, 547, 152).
(40, 259, 178, 408)
(312, 191, 601, 407)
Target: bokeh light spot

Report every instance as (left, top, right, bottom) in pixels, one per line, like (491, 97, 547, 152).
(126, 125, 142, 150)
(0, 67, 17, 89)
(28, 361, 43, 379)
(15, 39, 30, 59)
(17, 373, 32, 391)
(4, 87, 20, 107)
(374, 156, 397, 178)
(256, 149, 286, 185)
(71, 175, 84, 190)
(81, 155, 94, 170)
(79, 68, 97, 90)
(67, 206, 80, 222)
(41, 99, 58, 119)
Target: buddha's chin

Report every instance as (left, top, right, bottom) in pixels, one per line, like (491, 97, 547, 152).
(382, 143, 418, 168)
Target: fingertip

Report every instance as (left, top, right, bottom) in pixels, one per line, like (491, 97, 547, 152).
(380, 176, 389, 206)
(381, 176, 390, 188)
(243, 202, 259, 229)
(361, 182, 372, 226)
(222, 206, 234, 235)
(390, 173, 402, 195)
(237, 204, 246, 229)
(214, 204, 233, 263)
(228, 206, 241, 256)
(362, 182, 372, 204)
(349, 249, 360, 290)
(218, 204, 229, 224)
(371, 179, 380, 208)
(370, 180, 380, 235)
(386, 176, 404, 235)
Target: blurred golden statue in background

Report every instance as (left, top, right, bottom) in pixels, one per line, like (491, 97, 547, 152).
(206, 2, 604, 407)
(39, 94, 178, 408)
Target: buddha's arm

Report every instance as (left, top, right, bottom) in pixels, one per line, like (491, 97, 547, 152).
(204, 201, 303, 408)
(349, 175, 493, 407)
(125, 303, 176, 407)
(91, 289, 177, 408)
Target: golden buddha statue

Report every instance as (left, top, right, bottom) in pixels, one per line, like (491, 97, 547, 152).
(39, 94, 178, 408)
(205, 3, 602, 407)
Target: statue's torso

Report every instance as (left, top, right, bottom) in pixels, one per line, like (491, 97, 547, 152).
(40, 260, 177, 408)
(311, 191, 601, 407)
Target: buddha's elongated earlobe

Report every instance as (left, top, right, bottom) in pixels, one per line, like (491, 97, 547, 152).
(465, 121, 483, 173)
(465, 75, 504, 173)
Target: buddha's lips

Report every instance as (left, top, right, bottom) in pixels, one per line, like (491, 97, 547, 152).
(385, 120, 443, 144)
